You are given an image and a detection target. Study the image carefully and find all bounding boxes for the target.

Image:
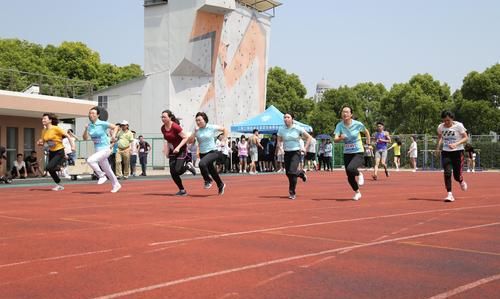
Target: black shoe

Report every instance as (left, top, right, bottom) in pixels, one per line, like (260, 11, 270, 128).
(175, 190, 187, 196)
(384, 168, 389, 177)
(300, 172, 307, 182)
(218, 183, 226, 195)
(288, 192, 296, 200)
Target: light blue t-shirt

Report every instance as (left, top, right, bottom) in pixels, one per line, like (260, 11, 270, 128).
(277, 125, 306, 151)
(334, 120, 366, 154)
(87, 120, 111, 151)
(196, 124, 220, 154)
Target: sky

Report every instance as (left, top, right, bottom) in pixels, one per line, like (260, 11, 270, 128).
(1, 0, 499, 96)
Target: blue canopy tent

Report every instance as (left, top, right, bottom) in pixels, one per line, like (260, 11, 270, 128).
(230, 105, 313, 134)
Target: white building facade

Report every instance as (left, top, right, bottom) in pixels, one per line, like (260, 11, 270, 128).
(77, 0, 280, 137)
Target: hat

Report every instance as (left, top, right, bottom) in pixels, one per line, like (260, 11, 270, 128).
(120, 120, 129, 126)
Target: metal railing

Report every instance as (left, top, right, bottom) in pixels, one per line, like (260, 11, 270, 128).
(0, 68, 94, 99)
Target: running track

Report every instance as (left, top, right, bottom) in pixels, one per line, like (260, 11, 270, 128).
(0, 171, 499, 298)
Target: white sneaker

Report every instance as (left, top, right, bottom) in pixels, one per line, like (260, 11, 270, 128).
(111, 184, 122, 193)
(472, 169, 475, 173)
(187, 162, 196, 175)
(460, 181, 468, 191)
(467, 169, 471, 173)
(353, 191, 362, 201)
(358, 173, 364, 186)
(98, 176, 108, 185)
(445, 193, 455, 202)
(52, 185, 64, 191)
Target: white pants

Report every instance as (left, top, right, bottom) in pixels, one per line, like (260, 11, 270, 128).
(87, 148, 119, 188)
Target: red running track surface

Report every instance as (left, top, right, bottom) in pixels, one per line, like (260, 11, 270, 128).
(0, 171, 499, 299)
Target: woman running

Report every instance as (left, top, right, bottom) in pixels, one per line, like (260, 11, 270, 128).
(37, 113, 75, 191)
(436, 110, 468, 202)
(388, 137, 402, 171)
(83, 107, 121, 193)
(161, 110, 196, 196)
(191, 112, 228, 195)
(277, 112, 312, 200)
(333, 106, 370, 201)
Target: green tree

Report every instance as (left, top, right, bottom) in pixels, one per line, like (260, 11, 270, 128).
(380, 74, 449, 134)
(461, 64, 500, 107)
(266, 66, 312, 121)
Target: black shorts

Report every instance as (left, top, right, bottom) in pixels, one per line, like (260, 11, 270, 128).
(305, 152, 316, 161)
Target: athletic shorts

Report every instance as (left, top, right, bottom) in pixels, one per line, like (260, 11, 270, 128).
(250, 150, 258, 162)
(375, 150, 388, 161)
(276, 154, 284, 163)
(305, 152, 316, 161)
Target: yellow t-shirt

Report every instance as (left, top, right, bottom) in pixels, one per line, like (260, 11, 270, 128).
(41, 126, 66, 152)
(392, 143, 401, 156)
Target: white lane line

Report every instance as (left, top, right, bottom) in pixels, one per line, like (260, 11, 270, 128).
(426, 273, 500, 299)
(217, 292, 240, 299)
(0, 248, 117, 269)
(93, 222, 500, 299)
(255, 271, 295, 287)
(300, 256, 336, 268)
(149, 204, 500, 246)
(0, 215, 31, 221)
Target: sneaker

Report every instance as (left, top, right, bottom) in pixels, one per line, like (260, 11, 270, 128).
(288, 192, 296, 200)
(187, 162, 196, 175)
(358, 173, 364, 186)
(412, 169, 417, 173)
(175, 190, 187, 196)
(111, 184, 122, 193)
(384, 168, 390, 177)
(52, 185, 64, 191)
(204, 181, 212, 189)
(218, 183, 226, 195)
(472, 169, 475, 173)
(98, 176, 108, 185)
(467, 169, 471, 173)
(372, 174, 378, 181)
(353, 192, 362, 201)
(239, 170, 243, 173)
(444, 193, 455, 202)
(460, 181, 468, 191)
(300, 172, 307, 182)
(123, 176, 129, 180)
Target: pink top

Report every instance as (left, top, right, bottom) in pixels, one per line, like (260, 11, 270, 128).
(238, 141, 248, 156)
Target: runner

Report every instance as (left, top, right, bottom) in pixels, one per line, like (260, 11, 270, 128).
(277, 112, 312, 200)
(36, 113, 75, 191)
(191, 112, 228, 195)
(161, 110, 196, 196)
(82, 107, 121, 192)
(333, 106, 371, 200)
(435, 110, 469, 202)
(372, 122, 391, 180)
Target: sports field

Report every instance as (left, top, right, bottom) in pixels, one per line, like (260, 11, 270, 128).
(1, 171, 499, 298)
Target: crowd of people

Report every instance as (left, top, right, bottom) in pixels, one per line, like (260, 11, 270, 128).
(0, 106, 475, 202)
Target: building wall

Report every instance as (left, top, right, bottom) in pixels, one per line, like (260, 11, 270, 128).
(91, 0, 274, 140)
(0, 116, 44, 172)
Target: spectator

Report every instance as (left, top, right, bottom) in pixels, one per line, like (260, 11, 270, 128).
(324, 139, 333, 171)
(130, 131, 139, 176)
(0, 146, 7, 179)
(265, 134, 277, 172)
(11, 153, 28, 179)
(305, 136, 317, 171)
(25, 150, 43, 177)
(138, 135, 151, 176)
(187, 140, 198, 167)
(231, 140, 239, 172)
(115, 120, 134, 179)
(237, 135, 248, 173)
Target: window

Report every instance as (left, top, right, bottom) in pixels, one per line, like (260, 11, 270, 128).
(144, 0, 168, 6)
(24, 128, 35, 158)
(6, 127, 18, 171)
(98, 95, 108, 108)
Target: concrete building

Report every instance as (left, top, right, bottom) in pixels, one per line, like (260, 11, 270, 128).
(76, 0, 282, 138)
(313, 79, 332, 103)
(0, 90, 95, 171)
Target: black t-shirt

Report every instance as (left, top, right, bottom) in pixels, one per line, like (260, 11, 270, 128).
(25, 156, 37, 164)
(139, 141, 151, 154)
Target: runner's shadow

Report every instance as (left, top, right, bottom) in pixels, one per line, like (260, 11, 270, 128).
(408, 198, 443, 202)
(312, 198, 353, 202)
(259, 195, 291, 199)
(29, 188, 52, 192)
(73, 191, 107, 195)
(144, 193, 176, 196)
